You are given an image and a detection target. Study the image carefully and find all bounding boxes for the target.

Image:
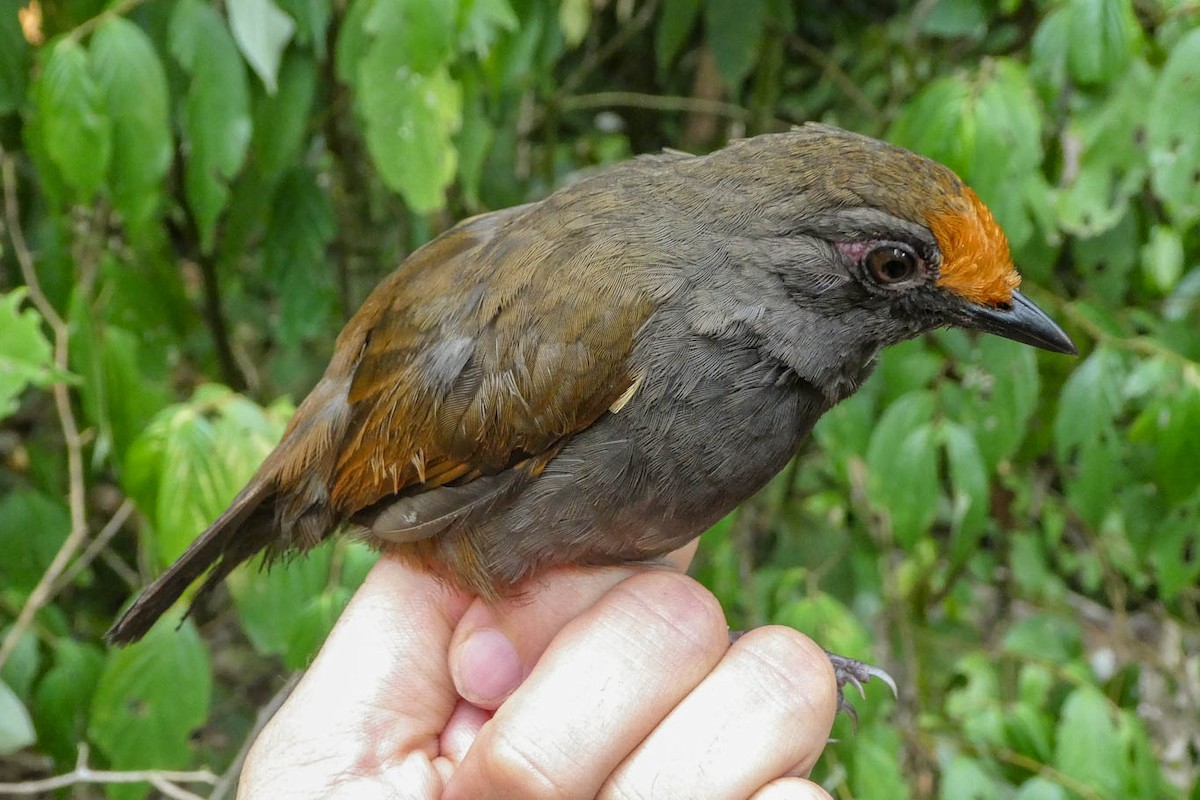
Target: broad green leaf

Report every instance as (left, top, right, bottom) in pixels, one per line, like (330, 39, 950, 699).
(359, 60, 461, 211)
(90, 17, 171, 233)
(1053, 348, 1122, 461)
(889, 74, 973, 178)
(228, 0, 296, 93)
(0, 490, 69, 594)
(1055, 60, 1153, 237)
(1015, 778, 1067, 800)
(1148, 28, 1200, 226)
(263, 167, 336, 344)
(921, 0, 987, 40)
(656, 0, 700, 69)
(364, 0, 456, 74)
(942, 422, 988, 560)
(282, 588, 351, 669)
(33, 37, 111, 200)
(456, 71, 492, 207)
(277, 0, 332, 57)
(1065, 0, 1140, 86)
(849, 728, 911, 800)
(334, 0, 376, 85)
(0, 678, 35, 755)
(123, 386, 288, 565)
(955, 336, 1038, 469)
(32, 640, 105, 765)
(1149, 502, 1200, 600)
(558, 0, 589, 47)
(170, 0, 252, 253)
(89, 619, 211, 796)
(1002, 613, 1082, 662)
(1053, 686, 1127, 797)
(940, 755, 1002, 800)
(250, 51, 317, 179)
(0, 0, 29, 114)
(458, 0, 518, 56)
(1140, 224, 1184, 294)
(704, 0, 765, 89)
(0, 288, 61, 421)
(866, 393, 938, 547)
(0, 625, 39, 700)
(228, 546, 333, 658)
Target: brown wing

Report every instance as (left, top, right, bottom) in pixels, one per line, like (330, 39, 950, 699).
(265, 202, 657, 535)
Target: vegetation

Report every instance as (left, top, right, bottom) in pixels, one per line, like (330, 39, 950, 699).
(1, 0, 1197, 797)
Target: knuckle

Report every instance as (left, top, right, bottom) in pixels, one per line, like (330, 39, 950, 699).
(474, 726, 575, 800)
(735, 626, 838, 722)
(614, 571, 728, 656)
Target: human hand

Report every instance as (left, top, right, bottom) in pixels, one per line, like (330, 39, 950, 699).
(238, 547, 837, 799)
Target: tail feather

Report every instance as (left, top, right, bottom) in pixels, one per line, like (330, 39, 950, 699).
(105, 483, 276, 645)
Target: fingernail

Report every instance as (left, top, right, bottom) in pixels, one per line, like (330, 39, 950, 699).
(454, 627, 523, 706)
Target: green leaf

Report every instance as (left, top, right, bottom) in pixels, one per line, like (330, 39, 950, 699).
(228, 0, 296, 93)
(123, 386, 288, 565)
(942, 422, 988, 560)
(940, 755, 1002, 800)
(364, 0, 456, 74)
(458, 0, 518, 56)
(1148, 28, 1200, 226)
(33, 37, 111, 200)
(558, 0, 589, 47)
(228, 546, 333, 658)
(1149, 502, 1200, 601)
(1140, 224, 1184, 294)
(1065, 0, 1140, 86)
(170, 0, 252, 253)
(263, 167, 337, 344)
(866, 393, 938, 547)
(1053, 348, 1122, 461)
(32, 640, 105, 765)
(283, 588, 351, 669)
(656, 0, 700, 68)
(0, 678, 36, 755)
(703, 0, 764, 89)
(277, 0, 332, 57)
(0, 0, 29, 114)
(90, 17, 171, 233)
(920, 0, 987, 40)
(89, 619, 211, 791)
(0, 288, 62, 422)
(1015, 778, 1068, 800)
(1054, 686, 1127, 797)
(250, 51, 317, 179)
(358, 60, 461, 211)
(1002, 613, 1082, 662)
(0, 625, 39, 700)
(0, 490, 69, 595)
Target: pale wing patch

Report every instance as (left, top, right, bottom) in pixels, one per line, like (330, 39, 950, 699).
(609, 371, 646, 414)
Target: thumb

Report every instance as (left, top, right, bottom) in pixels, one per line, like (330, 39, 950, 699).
(242, 555, 473, 792)
(448, 542, 698, 709)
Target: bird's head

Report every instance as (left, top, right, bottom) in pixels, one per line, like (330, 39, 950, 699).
(684, 125, 1076, 394)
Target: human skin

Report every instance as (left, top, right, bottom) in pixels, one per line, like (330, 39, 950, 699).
(238, 544, 838, 800)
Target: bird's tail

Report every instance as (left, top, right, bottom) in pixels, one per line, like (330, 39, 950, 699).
(105, 481, 277, 645)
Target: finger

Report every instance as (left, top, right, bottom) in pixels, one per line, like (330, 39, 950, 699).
(600, 626, 837, 800)
(449, 540, 698, 708)
(750, 778, 835, 800)
(444, 570, 729, 800)
(241, 554, 473, 793)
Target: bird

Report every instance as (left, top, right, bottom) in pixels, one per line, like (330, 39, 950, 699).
(107, 124, 1076, 699)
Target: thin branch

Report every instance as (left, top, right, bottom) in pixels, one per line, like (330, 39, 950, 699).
(208, 672, 302, 800)
(51, 499, 136, 596)
(787, 35, 883, 124)
(557, 91, 759, 123)
(0, 744, 217, 798)
(64, 0, 151, 43)
(559, 0, 660, 95)
(0, 151, 90, 672)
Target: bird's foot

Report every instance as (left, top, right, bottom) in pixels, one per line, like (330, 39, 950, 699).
(825, 649, 897, 728)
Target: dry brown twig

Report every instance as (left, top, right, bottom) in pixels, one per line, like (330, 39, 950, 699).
(0, 744, 218, 799)
(0, 151, 90, 670)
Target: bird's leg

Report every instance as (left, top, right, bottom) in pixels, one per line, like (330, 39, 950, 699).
(728, 630, 897, 725)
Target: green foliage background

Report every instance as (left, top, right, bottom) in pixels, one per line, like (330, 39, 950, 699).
(1, 0, 1198, 797)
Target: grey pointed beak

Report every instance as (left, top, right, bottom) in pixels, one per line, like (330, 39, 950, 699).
(961, 290, 1078, 355)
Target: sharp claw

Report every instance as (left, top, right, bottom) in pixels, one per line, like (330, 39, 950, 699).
(866, 664, 899, 698)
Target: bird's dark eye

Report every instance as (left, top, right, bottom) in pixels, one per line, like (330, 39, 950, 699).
(865, 245, 920, 285)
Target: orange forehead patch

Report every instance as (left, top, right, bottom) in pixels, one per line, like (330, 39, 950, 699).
(927, 188, 1020, 306)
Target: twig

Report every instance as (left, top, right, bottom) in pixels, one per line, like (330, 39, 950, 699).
(787, 35, 883, 124)
(0, 744, 218, 798)
(51, 499, 136, 596)
(65, 0, 151, 42)
(557, 91, 759, 123)
(0, 151, 90, 672)
(208, 672, 302, 800)
(559, 0, 660, 95)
